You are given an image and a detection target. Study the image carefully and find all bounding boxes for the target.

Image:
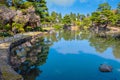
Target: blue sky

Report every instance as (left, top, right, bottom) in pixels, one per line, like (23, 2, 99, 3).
(46, 0, 120, 15)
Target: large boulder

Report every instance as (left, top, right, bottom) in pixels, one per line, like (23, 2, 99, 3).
(0, 5, 40, 32)
(13, 6, 40, 27)
(99, 64, 112, 72)
(0, 6, 16, 24)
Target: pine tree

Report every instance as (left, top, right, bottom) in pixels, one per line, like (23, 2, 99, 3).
(117, 2, 120, 14)
(37, 0, 49, 22)
(62, 14, 71, 25)
(58, 13, 62, 23)
(70, 12, 76, 21)
(77, 13, 81, 21)
(97, 2, 111, 11)
(51, 11, 57, 23)
(27, 0, 49, 22)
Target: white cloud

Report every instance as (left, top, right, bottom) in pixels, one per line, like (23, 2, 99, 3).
(47, 0, 75, 6)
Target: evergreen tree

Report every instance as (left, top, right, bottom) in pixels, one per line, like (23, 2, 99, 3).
(62, 14, 71, 25)
(80, 14, 85, 21)
(97, 2, 111, 11)
(117, 2, 120, 14)
(77, 13, 81, 21)
(27, 0, 49, 22)
(87, 13, 90, 17)
(70, 12, 76, 21)
(58, 13, 62, 23)
(38, 0, 49, 22)
(51, 11, 58, 23)
(11, 0, 23, 8)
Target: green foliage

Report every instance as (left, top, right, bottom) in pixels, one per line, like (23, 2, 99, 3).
(4, 24, 11, 31)
(1, 0, 120, 33)
(70, 12, 76, 21)
(25, 26, 33, 31)
(117, 2, 120, 14)
(10, 0, 24, 8)
(101, 10, 114, 24)
(58, 13, 62, 23)
(0, 0, 42, 34)
(62, 14, 71, 25)
(76, 13, 81, 20)
(33, 26, 43, 31)
(116, 14, 120, 26)
(53, 25, 63, 30)
(108, 13, 118, 25)
(91, 10, 115, 25)
(51, 11, 58, 23)
(97, 2, 111, 11)
(12, 23, 24, 32)
(82, 18, 91, 27)
(90, 11, 101, 24)
(79, 17, 91, 30)
(48, 11, 62, 24)
(90, 2, 120, 27)
(9, 6, 16, 10)
(116, 14, 120, 20)
(32, 0, 48, 22)
(21, 2, 33, 9)
(75, 21, 81, 26)
(0, 32, 12, 37)
(0, 0, 8, 6)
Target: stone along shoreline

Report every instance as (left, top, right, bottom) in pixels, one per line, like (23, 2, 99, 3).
(0, 32, 47, 80)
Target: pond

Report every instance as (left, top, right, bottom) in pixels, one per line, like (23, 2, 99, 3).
(10, 30, 120, 80)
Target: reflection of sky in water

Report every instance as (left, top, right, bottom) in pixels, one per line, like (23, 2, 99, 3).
(51, 38, 120, 62)
(36, 32, 120, 80)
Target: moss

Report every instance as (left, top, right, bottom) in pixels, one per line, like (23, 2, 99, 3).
(2, 71, 22, 80)
(9, 7, 16, 10)
(1, 66, 23, 80)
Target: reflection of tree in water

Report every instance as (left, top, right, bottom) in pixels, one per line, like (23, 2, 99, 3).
(79, 31, 90, 40)
(89, 36, 111, 53)
(46, 30, 120, 58)
(23, 67, 41, 80)
(44, 30, 120, 60)
(112, 41, 120, 58)
(63, 30, 73, 40)
(10, 37, 50, 80)
(51, 30, 78, 41)
(86, 32, 120, 58)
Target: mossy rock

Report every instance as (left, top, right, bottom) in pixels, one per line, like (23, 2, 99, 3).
(2, 71, 22, 80)
(1, 65, 23, 80)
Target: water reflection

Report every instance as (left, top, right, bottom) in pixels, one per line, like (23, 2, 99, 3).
(10, 30, 120, 80)
(44, 30, 120, 59)
(10, 37, 50, 80)
(37, 30, 120, 80)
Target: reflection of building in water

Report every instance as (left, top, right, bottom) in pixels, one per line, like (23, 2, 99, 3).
(10, 37, 50, 80)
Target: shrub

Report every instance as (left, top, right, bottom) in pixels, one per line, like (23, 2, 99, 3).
(12, 23, 25, 33)
(21, 2, 33, 9)
(4, 24, 11, 31)
(53, 25, 63, 30)
(0, 32, 12, 37)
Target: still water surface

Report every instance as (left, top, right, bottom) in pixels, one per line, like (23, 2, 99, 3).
(11, 30, 120, 80)
(36, 31, 120, 80)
